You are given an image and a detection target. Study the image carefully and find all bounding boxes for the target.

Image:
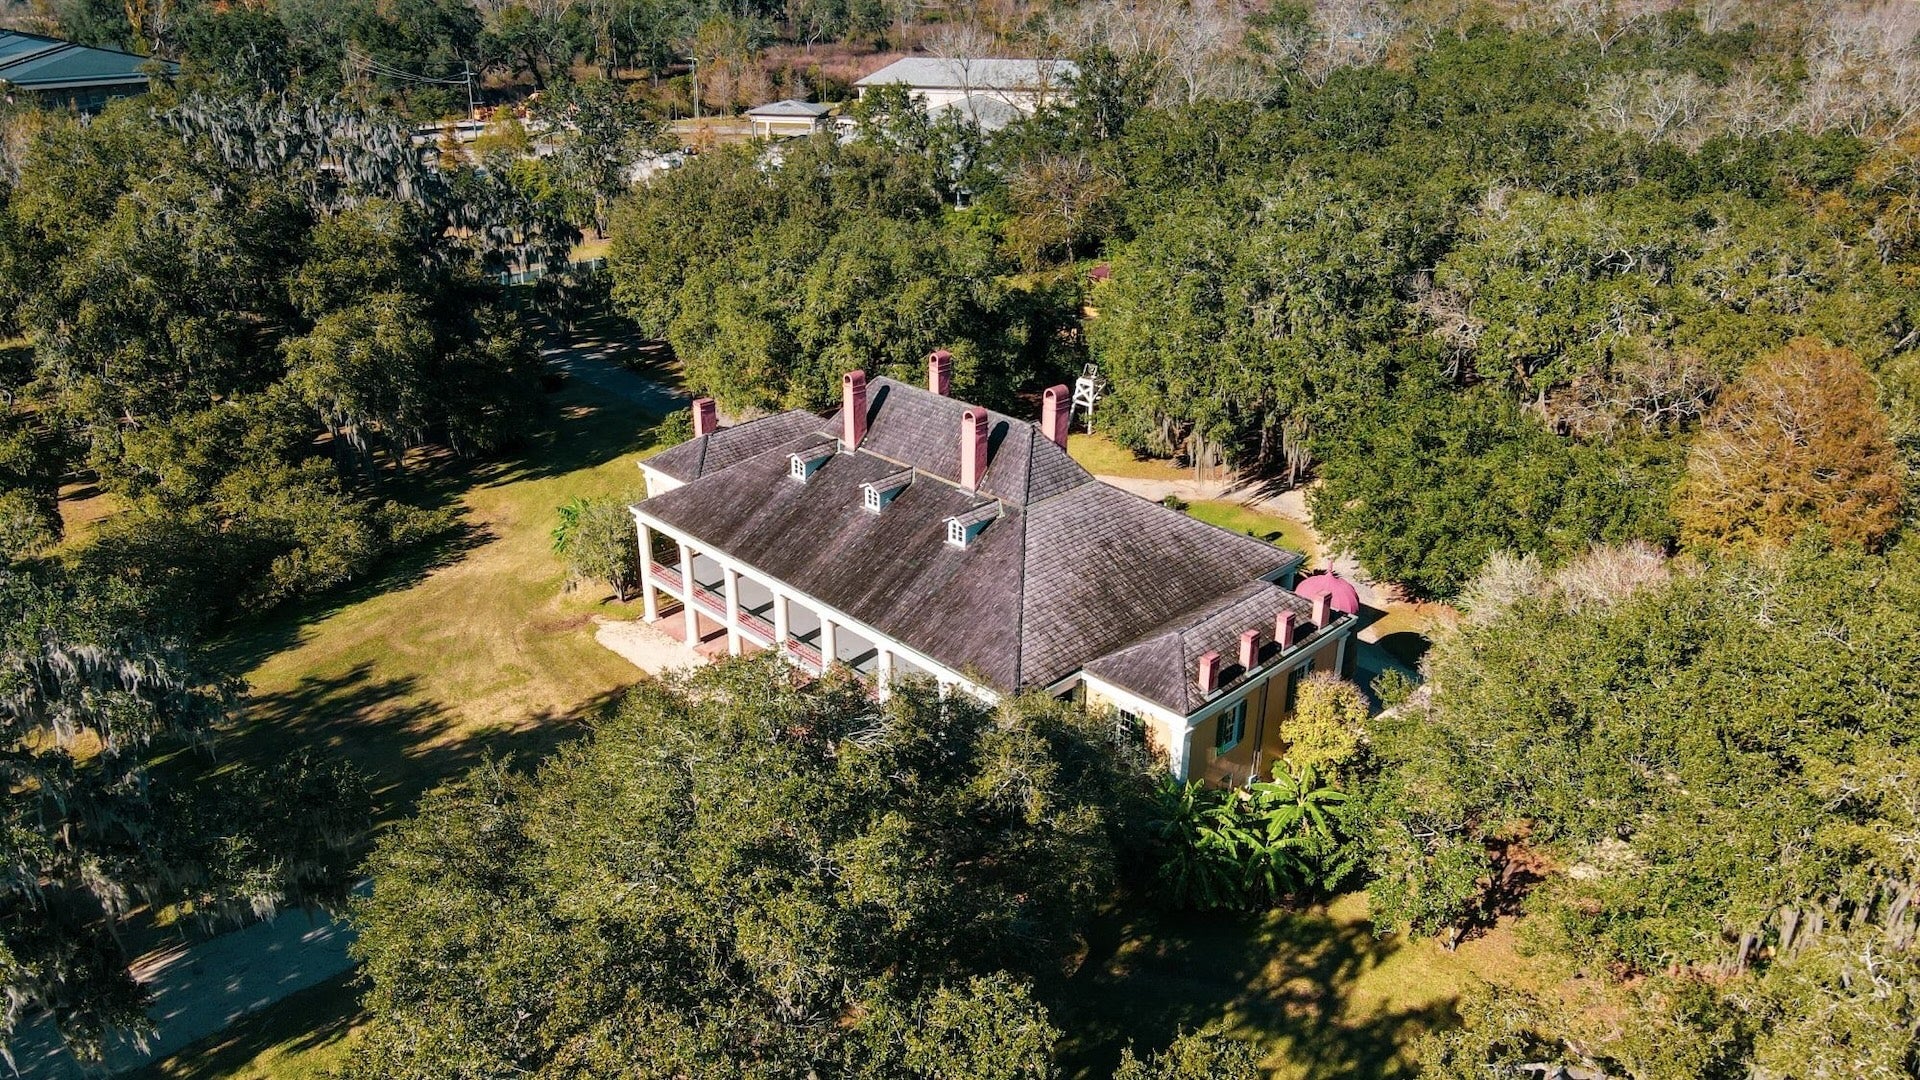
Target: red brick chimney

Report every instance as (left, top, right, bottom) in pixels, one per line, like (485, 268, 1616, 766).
(692, 397, 717, 438)
(1311, 593, 1332, 628)
(1276, 610, 1296, 650)
(842, 371, 868, 448)
(961, 407, 988, 490)
(1197, 650, 1221, 695)
(928, 349, 953, 396)
(1040, 384, 1070, 449)
(1238, 628, 1260, 671)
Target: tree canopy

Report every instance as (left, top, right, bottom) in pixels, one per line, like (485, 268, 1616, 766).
(1362, 539, 1920, 1076)
(346, 658, 1163, 1078)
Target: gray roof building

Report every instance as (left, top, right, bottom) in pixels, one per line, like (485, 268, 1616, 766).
(853, 57, 1078, 94)
(632, 358, 1360, 781)
(0, 30, 172, 111)
(746, 98, 832, 118)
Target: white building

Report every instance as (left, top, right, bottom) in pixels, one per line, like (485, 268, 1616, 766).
(852, 57, 1077, 130)
(744, 98, 833, 139)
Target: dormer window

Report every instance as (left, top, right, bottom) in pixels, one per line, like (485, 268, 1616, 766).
(944, 503, 998, 548)
(788, 445, 833, 482)
(862, 469, 912, 513)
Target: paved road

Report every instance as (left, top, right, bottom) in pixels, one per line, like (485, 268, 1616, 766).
(7, 899, 359, 1078)
(541, 327, 689, 415)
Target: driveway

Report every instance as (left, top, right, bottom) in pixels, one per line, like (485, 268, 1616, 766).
(541, 325, 688, 416)
(7, 895, 361, 1077)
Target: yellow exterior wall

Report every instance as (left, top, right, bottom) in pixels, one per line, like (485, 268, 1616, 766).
(1081, 636, 1346, 786)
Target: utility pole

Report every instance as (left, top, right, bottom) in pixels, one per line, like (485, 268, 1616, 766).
(464, 60, 477, 120)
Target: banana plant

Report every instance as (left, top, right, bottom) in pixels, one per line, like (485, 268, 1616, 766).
(1147, 779, 1247, 911)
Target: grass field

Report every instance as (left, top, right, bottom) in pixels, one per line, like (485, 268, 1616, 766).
(1054, 892, 1538, 1080)
(1067, 432, 1191, 482)
(1186, 500, 1319, 562)
(192, 377, 664, 821)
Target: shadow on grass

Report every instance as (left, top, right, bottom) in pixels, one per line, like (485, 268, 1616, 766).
(201, 661, 625, 823)
(1049, 902, 1461, 1080)
(204, 366, 663, 680)
(204, 520, 495, 679)
(530, 310, 684, 388)
(131, 968, 364, 1080)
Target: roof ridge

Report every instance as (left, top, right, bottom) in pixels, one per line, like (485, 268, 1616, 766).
(1011, 510, 1031, 689)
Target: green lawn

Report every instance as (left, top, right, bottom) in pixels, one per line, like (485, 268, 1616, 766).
(1054, 892, 1538, 1080)
(1067, 432, 1190, 481)
(188, 378, 668, 822)
(1186, 500, 1318, 562)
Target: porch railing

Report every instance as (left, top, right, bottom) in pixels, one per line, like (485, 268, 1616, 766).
(784, 638, 823, 670)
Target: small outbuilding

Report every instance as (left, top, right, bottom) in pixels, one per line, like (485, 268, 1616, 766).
(744, 99, 832, 139)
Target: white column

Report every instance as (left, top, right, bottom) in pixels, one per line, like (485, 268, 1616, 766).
(678, 542, 698, 648)
(772, 593, 791, 664)
(876, 648, 895, 701)
(723, 565, 742, 657)
(819, 617, 838, 671)
(638, 520, 658, 622)
(1334, 635, 1349, 679)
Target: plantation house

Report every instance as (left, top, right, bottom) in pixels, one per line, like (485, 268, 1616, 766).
(631, 356, 1359, 785)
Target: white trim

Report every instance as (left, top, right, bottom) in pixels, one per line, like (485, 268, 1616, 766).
(639, 463, 681, 498)
(636, 509, 999, 702)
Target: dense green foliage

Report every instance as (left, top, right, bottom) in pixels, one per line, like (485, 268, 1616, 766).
(1361, 539, 1920, 1075)
(346, 659, 1185, 1077)
(0, 96, 556, 627)
(1148, 762, 1358, 913)
(552, 494, 641, 600)
(594, 10, 1918, 595)
(609, 135, 1069, 413)
(0, 86, 559, 1057)
(0, 565, 369, 1056)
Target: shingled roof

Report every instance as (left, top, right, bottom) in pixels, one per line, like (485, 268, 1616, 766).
(645, 410, 821, 484)
(636, 377, 1305, 710)
(1082, 580, 1333, 715)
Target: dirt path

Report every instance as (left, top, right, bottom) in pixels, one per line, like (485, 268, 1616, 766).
(594, 616, 709, 678)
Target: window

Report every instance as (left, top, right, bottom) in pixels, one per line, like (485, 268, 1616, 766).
(947, 519, 966, 546)
(1214, 700, 1247, 754)
(789, 450, 830, 481)
(864, 486, 883, 512)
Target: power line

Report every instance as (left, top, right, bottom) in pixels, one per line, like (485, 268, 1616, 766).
(345, 48, 477, 118)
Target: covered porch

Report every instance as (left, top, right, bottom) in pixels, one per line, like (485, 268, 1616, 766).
(634, 516, 946, 698)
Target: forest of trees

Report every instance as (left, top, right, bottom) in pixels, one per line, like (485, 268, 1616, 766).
(0, 80, 573, 1055)
(1, 0, 1917, 1076)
